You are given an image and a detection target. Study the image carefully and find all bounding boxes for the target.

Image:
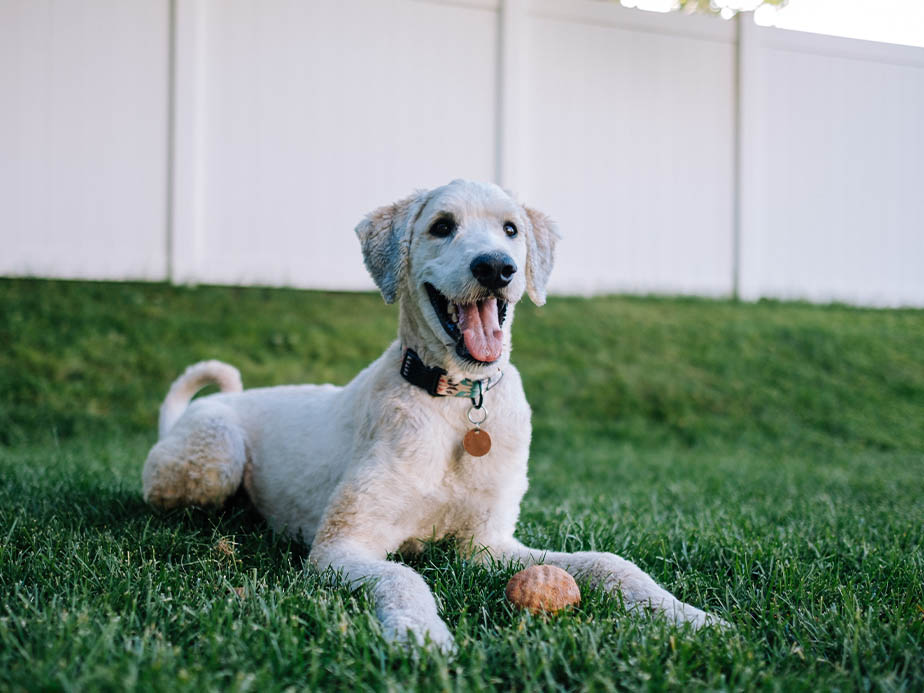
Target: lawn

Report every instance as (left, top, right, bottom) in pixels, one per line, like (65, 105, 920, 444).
(1, 278, 923, 691)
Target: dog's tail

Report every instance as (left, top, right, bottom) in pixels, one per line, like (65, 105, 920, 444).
(158, 360, 243, 439)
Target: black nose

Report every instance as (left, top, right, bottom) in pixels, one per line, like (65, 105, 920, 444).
(470, 252, 517, 289)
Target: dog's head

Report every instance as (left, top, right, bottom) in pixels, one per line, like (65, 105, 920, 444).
(356, 179, 559, 376)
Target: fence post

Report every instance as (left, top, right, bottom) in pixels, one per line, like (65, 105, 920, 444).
(168, 0, 207, 285)
(732, 12, 743, 300)
(735, 12, 764, 303)
(497, 0, 525, 193)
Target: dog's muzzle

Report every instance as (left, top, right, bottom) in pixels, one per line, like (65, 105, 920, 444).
(424, 283, 508, 365)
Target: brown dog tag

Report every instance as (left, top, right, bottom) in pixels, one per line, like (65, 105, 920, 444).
(463, 428, 491, 456)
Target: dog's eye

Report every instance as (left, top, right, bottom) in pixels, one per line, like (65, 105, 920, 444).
(429, 218, 455, 238)
(503, 222, 518, 238)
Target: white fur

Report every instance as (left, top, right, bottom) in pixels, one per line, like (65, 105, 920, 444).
(142, 179, 725, 653)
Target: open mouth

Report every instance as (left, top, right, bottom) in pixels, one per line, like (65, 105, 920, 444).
(425, 283, 508, 364)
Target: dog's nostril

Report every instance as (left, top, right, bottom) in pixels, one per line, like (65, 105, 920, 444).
(470, 253, 517, 289)
(472, 262, 494, 281)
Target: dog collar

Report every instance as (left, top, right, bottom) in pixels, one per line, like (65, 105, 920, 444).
(399, 347, 502, 402)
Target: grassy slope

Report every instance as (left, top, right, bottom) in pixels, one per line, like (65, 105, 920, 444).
(1, 278, 922, 691)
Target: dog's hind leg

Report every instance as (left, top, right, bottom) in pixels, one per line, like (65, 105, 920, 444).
(143, 403, 246, 509)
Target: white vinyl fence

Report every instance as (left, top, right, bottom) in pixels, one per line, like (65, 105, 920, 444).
(738, 20, 924, 306)
(2, 0, 923, 306)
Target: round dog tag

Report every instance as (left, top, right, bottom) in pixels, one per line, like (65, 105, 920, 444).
(463, 428, 492, 457)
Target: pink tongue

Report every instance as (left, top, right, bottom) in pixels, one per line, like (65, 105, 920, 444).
(458, 298, 503, 363)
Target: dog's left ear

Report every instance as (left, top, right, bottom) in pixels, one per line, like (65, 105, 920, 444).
(522, 206, 560, 306)
(355, 191, 429, 304)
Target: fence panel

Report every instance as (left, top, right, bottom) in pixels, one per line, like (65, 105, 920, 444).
(739, 22, 924, 306)
(182, 0, 500, 290)
(523, 0, 737, 297)
(0, 0, 170, 281)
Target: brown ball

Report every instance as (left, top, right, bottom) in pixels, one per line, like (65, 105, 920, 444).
(505, 565, 581, 614)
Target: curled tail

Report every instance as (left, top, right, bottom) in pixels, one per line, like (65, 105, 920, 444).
(158, 360, 243, 438)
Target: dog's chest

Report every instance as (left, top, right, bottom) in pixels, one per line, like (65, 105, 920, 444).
(407, 414, 529, 539)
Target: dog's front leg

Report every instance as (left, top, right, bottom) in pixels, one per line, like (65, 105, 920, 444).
(482, 538, 725, 629)
(309, 539, 455, 653)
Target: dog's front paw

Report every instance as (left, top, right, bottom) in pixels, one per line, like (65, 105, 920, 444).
(699, 611, 732, 630)
(672, 602, 731, 631)
(380, 612, 456, 655)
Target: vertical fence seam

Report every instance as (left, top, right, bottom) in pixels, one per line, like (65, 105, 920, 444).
(732, 11, 743, 301)
(166, 0, 177, 283)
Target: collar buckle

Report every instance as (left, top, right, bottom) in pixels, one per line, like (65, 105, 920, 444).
(401, 348, 447, 397)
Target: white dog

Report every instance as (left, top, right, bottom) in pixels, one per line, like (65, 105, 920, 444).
(143, 179, 723, 651)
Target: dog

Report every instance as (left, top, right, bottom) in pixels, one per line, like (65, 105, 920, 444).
(142, 179, 724, 652)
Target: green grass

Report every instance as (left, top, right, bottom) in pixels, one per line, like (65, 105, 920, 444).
(1, 277, 923, 691)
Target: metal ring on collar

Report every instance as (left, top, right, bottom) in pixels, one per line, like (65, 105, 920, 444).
(467, 406, 488, 425)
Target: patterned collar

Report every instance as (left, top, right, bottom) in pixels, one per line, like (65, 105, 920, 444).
(399, 347, 503, 402)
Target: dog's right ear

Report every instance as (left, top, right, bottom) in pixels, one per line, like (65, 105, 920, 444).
(355, 191, 429, 304)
